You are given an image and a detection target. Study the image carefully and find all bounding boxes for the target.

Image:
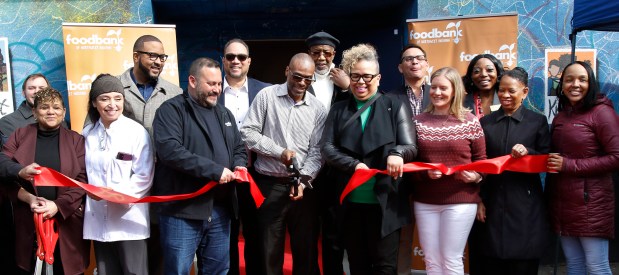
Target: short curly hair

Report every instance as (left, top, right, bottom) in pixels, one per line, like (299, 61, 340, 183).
(33, 87, 64, 108)
(340, 43, 380, 75)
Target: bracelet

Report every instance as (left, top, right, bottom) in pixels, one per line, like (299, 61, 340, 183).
(475, 173, 483, 184)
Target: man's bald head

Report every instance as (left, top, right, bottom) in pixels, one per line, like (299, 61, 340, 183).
(285, 53, 316, 102)
(289, 53, 315, 71)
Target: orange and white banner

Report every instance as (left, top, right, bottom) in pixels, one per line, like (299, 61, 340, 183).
(62, 23, 180, 132)
(407, 13, 518, 76)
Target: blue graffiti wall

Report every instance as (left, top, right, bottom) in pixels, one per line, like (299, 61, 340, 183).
(0, 1, 154, 117)
(418, 0, 619, 113)
(2, 1, 617, 117)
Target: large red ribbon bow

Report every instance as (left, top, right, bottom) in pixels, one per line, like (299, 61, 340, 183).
(34, 213, 58, 265)
(34, 167, 265, 207)
(340, 154, 550, 204)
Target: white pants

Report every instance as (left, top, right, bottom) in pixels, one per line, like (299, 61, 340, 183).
(414, 202, 477, 275)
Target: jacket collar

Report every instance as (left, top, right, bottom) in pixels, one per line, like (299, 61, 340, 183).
(339, 92, 393, 155)
(121, 68, 167, 100)
(494, 105, 525, 122)
(17, 101, 33, 119)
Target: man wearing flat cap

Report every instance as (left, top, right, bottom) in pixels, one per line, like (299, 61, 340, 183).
(305, 31, 350, 111)
(305, 31, 350, 275)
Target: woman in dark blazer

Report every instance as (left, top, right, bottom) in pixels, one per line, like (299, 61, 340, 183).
(321, 43, 417, 274)
(2, 87, 88, 275)
(462, 54, 505, 275)
(479, 68, 551, 274)
(462, 54, 505, 118)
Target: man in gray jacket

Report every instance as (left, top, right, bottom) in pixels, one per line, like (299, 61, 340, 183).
(119, 34, 182, 275)
(119, 34, 182, 137)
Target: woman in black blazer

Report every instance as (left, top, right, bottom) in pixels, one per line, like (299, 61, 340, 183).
(478, 67, 551, 274)
(321, 43, 417, 275)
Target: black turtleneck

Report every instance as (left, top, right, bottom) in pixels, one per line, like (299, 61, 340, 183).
(34, 127, 61, 200)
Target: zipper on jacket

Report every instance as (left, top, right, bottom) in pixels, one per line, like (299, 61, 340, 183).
(584, 192, 589, 203)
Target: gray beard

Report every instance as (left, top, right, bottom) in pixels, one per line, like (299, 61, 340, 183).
(315, 68, 330, 75)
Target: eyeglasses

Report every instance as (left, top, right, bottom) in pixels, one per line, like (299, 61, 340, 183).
(350, 73, 379, 83)
(224, 53, 249, 62)
(136, 51, 168, 62)
(401, 55, 427, 63)
(291, 73, 315, 84)
(310, 50, 334, 58)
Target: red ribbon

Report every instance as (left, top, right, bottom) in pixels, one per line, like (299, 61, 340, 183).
(34, 167, 265, 208)
(34, 213, 58, 265)
(340, 154, 550, 204)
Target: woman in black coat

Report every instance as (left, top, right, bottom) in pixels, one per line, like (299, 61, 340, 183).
(478, 67, 551, 274)
(321, 43, 417, 275)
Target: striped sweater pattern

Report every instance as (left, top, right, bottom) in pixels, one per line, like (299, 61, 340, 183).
(412, 112, 486, 204)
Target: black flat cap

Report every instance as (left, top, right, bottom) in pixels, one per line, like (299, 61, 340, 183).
(305, 31, 340, 48)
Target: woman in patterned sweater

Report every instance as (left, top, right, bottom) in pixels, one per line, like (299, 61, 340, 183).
(412, 67, 487, 275)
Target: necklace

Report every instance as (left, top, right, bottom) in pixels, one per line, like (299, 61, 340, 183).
(432, 111, 451, 126)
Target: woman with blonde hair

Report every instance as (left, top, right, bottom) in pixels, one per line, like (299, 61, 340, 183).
(321, 43, 417, 274)
(412, 67, 486, 275)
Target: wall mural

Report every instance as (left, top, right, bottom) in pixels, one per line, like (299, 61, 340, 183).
(1, 0, 616, 118)
(418, 0, 619, 114)
(0, 1, 153, 117)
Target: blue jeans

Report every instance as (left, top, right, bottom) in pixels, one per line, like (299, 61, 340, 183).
(159, 206, 231, 275)
(560, 236, 612, 275)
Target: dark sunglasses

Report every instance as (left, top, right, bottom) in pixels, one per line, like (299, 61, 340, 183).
(291, 73, 315, 84)
(310, 50, 334, 58)
(224, 53, 249, 62)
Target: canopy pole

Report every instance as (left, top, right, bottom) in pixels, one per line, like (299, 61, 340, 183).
(569, 31, 577, 63)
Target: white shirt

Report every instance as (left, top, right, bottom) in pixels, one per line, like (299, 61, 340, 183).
(223, 77, 250, 129)
(311, 63, 335, 111)
(82, 115, 154, 242)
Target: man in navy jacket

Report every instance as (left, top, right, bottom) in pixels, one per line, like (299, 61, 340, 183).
(218, 38, 270, 275)
(153, 57, 247, 274)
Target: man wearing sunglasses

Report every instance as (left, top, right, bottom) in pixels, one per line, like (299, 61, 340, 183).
(386, 43, 431, 275)
(305, 31, 350, 111)
(119, 34, 182, 275)
(241, 53, 326, 275)
(219, 38, 270, 275)
(304, 31, 352, 275)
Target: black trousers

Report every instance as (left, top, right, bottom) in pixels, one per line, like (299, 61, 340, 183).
(321, 205, 345, 275)
(229, 181, 263, 275)
(344, 203, 400, 275)
(484, 257, 540, 275)
(255, 173, 320, 275)
(0, 196, 17, 275)
(467, 220, 486, 275)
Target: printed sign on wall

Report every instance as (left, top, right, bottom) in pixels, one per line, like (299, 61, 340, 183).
(544, 48, 597, 123)
(62, 23, 179, 132)
(0, 37, 15, 117)
(407, 13, 519, 78)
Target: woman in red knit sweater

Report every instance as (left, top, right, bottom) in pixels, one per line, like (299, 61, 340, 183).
(413, 67, 487, 275)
